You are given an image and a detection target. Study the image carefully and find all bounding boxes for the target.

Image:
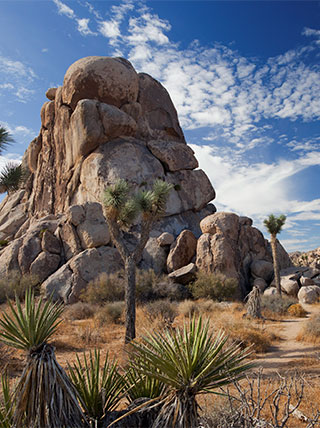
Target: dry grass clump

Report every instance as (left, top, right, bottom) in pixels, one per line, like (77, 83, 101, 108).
(297, 314, 320, 343)
(261, 294, 297, 318)
(287, 303, 308, 318)
(64, 302, 96, 320)
(219, 317, 277, 353)
(189, 271, 239, 301)
(0, 271, 39, 303)
(94, 302, 125, 326)
(178, 299, 200, 317)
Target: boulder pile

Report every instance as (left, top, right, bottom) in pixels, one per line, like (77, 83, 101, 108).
(0, 56, 294, 302)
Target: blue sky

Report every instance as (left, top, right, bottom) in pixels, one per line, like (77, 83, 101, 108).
(1, 0, 320, 252)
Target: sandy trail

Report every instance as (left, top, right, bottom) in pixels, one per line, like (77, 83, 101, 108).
(255, 304, 320, 373)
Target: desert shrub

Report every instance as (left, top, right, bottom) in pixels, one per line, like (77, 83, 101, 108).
(261, 294, 297, 316)
(144, 299, 178, 326)
(136, 269, 187, 302)
(76, 325, 102, 346)
(300, 314, 320, 342)
(80, 272, 125, 304)
(287, 303, 307, 317)
(64, 302, 95, 320)
(190, 272, 238, 302)
(95, 302, 125, 326)
(135, 269, 157, 301)
(178, 299, 200, 317)
(0, 271, 39, 304)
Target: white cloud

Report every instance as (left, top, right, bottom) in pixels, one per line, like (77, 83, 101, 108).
(53, 0, 75, 19)
(99, 20, 121, 39)
(302, 27, 320, 38)
(77, 18, 96, 36)
(41, 48, 48, 53)
(0, 121, 36, 143)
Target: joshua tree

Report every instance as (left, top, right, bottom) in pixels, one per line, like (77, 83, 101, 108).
(0, 162, 26, 194)
(264, 214, 286, 297)
(103, 179, 173, 343)
(0, 289, 88, 428)
(0, 126, 14, 155)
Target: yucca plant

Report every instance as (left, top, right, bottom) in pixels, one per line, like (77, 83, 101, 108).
(68, 349, 124, 427)
(0, 162, 26, 195)
(0, 371, 15, 428)
(128, 316, 254, 428)
(125, 362, 166, 403)
(0, 288, 88, 428)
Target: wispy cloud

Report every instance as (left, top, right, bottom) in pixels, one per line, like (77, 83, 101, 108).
(53, 0, 75, 19)
(77, 18, 96, 36)
(51, 1, 320, 252)
(0, 55, 36, 102)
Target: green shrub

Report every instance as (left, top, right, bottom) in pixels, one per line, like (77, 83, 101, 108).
(64, 302, 95, 320)
(261, 295, 297, 316)
(0, 271, 39, 304)
(190, 272, 238, 301)
(94, 302, 125, 326)
(80, 272, 125, 304)
(0, 240, 9, 248)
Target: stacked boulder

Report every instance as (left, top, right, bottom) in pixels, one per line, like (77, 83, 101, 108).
(0, 56, 215, 302)
(0, 56, 295, 302)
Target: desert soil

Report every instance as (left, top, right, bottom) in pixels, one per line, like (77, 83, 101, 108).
(256, 304, 320, 373)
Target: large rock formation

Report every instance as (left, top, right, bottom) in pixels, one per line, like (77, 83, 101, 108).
(0, 56, 293, 301)
(0, 56, 215, 302)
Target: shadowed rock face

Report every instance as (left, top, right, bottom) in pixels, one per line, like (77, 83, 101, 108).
(0, 56, 216, 302)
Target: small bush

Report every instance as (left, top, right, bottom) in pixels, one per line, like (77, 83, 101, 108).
(136, 269, 157, 301)
(287, 303, 307, 318)
(261, 295, 297, 316)
(64, 302, 95, 320)
(80, 272, 125, 304)
(0, 271, 39, 304)
(190, 272, 238, 301)
(76, 326, 102, 346)
(299, 314, 320, 342)
(144, 299, 178, 326)
(178, 299, 200, 318)
(94, 302, 125, 326)
(136, 269, 187, 302)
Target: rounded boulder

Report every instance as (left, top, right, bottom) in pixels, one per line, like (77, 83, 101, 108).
(62, 56, 139, 110)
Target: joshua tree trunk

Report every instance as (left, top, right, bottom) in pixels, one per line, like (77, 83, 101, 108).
(124, 256, 136, 343)
(270, 233, 282, 297)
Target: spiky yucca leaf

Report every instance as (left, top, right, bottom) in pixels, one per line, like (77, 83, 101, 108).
(104, 180, 130, 212)
(0, 288, 63, 350)
(151, 180, 173, 216)
(125, 362, 166, 403)
(134, 190, 154, 215)
(128, 316, 253, 428)
(68, 349, 124, 423)
(0, 126, 14, 155)
(0, 162, 26, 194)
(0, 371, 14, 428)
(117, 199, 139, 228)
(263, 214, 286, 235)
